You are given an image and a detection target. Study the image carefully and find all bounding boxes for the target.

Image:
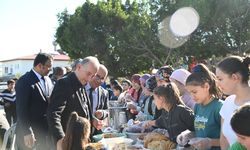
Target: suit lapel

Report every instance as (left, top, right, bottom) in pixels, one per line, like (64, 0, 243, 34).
(97, 87, 101, 110)
(30, 70, 48, 102)
(44, 76, 54, 97)
(79, 87, 92, 118)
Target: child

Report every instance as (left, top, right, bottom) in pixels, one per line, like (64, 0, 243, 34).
(216, 56, 250, 149)
(155, 66, 174, 86)
(229, 104, 250, 150)
(113, 84, 123, 99)
(177, 64, 223, 150)
(143, 83, 194, 143)
(62, 112, 91, 150)
(170, 68, 196, 110)
(140, 76, 157, 120)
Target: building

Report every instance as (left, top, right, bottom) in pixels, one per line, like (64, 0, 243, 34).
(0, 53, 71, 78)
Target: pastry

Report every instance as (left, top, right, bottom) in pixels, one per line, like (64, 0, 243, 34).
(147, 140, 176, 150)
(86, 142, 105, 150)
(144, 132, 169, 148)
(144, 132, 176, 150)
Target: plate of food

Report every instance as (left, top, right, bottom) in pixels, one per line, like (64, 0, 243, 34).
(86, 142, 106, 150)
(124, 121, 153, 141)
(92, 132, 126, 142)
(143, 132, 177, 150)
(101, 137, 133, 150)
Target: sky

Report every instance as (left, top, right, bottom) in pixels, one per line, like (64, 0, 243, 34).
(0, 0, 95, 61)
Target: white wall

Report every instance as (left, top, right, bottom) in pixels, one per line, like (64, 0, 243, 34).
(1, 59, 71, 77)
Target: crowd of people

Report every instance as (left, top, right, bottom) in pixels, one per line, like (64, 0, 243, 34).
(0, 53, 250, 150)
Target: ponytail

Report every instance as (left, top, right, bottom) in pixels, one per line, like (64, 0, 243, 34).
(187, 64, 221, 99)
(217, 55, 250, 84)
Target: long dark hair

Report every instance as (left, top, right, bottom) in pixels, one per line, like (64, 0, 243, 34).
(62, 112, 90, 150)
(186, 63, 221, 99)
(153, 82, 184, 108)
(217, 55, 250, 84)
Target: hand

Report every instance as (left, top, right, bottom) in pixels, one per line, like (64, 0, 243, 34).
(24, 133, 36, 148)
(57, 138, 63, 150)
(124, 94, 134, 102)
(92, 118, 104, 130)
(127, 103, 137, 110)
(176, 130, 194, 146)
(94, 110, 103, 120)
(130, 108, 138, 114)
(189, 137, 211, 150)
(5, 102, 11, 107)
(142, 120, 154, 129)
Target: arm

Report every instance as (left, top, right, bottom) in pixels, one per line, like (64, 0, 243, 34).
(143, 120, 156, 129)
(180, 107, 195, 131)
(15, 78, 32, 135)
(220, 118, 230, 150)
(210, 138, 220, 147)
(47, 80, 68, 143)
(101, 90, 109, 119)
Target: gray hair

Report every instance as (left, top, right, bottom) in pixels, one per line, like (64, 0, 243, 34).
(71, 56, 100, 71)
(71, 58, 83, 71)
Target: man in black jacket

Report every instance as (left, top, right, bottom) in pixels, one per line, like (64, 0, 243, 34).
(47, 56, 100, 150)
(15, 53, 54, 150)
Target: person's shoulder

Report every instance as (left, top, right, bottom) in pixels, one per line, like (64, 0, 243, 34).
(1, 89, 9, 93)
(97, 86, 107, 95)
(225, 95, 236, 102)
(229, 142, 247, 150)
(176, 104, 193, 113)
(212, 99, 224, 106)
(17, 71, 34, 84)
(220, 95, 237, 117)
(99, 86, 106, 91)
(222, 95, 236, 106)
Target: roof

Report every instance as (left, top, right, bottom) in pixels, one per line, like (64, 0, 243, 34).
(0, 54, 71, 62)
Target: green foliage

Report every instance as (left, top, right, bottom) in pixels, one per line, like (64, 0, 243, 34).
(56, 0, 250, 77)
(56, 0, 166, 77)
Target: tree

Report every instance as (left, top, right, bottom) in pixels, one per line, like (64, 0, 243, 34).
(148, 0, 250, 60)
(56, 0, 250, 76)
(56, 0, 167, 76)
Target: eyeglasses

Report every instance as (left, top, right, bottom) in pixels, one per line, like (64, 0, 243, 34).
(95, 74, 105, 81)
(122, 83, 129, 86)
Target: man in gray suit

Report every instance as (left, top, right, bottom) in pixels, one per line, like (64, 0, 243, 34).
(85, 64, 109, 135)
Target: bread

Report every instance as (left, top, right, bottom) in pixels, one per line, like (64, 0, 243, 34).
(147, 140, 176, 150)
(86, 142, 105, 150)
(144, 132, 169, 148)
(112, 143, 126, 150)
(144, 133, 176, 150)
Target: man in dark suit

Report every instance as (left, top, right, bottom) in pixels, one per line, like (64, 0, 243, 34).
(85, 64, 109, 135)
(47, 56, 100, 150)
(15, 53, 54, 150)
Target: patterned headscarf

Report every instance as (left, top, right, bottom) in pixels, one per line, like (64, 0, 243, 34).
(156, 66, 174, 82)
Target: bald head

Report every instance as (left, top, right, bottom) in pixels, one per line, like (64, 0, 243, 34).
(99, 64, 108, 78)
(89, 64, 108, 89)
(74, 56, 100, 85)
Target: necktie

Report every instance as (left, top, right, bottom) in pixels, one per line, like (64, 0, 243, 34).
(89, 88, 93, 111)
(41, 76, 47, 95)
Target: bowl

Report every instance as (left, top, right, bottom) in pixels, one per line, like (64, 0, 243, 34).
(92, 132, 126, 142)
